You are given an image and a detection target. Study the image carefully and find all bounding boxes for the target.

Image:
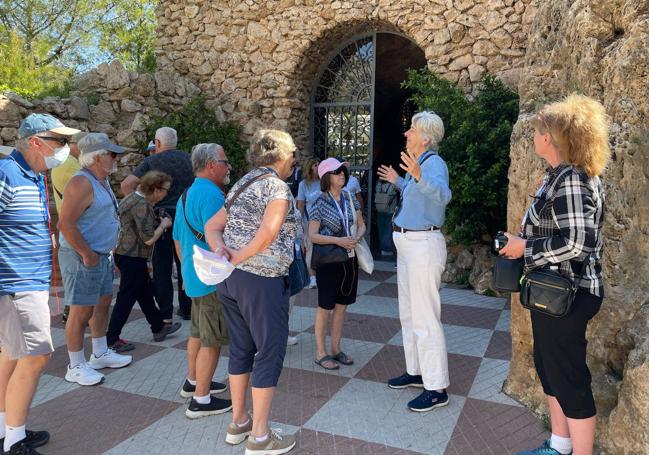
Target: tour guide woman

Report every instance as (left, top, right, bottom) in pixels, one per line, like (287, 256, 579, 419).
(377, 111, 452, 413)
(205, 129, 299, 455)
(500, 94, 610, 455)
(309, 158, 365, 370)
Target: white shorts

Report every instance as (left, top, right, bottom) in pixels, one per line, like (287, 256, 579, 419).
(0, 291, 53, 360)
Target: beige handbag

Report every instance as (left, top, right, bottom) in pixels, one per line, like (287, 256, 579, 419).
(347, 192, 374, 274)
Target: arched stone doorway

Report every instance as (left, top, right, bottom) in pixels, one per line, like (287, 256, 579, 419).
(309, 32, 426, 253)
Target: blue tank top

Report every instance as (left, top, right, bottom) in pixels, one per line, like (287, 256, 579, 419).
(59, 169, 119, 253)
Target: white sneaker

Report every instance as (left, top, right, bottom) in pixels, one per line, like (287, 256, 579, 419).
(287, 336, 298, 346)
(307, 276, 317, 289)
(88, 348, 132, 369)
(65, 362, 105, 386)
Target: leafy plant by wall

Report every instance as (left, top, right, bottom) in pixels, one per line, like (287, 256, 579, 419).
(402, 70, 519, 245)
(144, 97, 248, 182)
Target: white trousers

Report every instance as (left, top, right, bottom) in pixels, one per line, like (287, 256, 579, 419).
(394, 230, 449, 390)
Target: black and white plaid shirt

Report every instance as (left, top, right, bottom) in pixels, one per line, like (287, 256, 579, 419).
(521, 164, 605, 297)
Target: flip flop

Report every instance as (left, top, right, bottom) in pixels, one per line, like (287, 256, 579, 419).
(314, 355, 339, 370)
(332, 351, 354, 365)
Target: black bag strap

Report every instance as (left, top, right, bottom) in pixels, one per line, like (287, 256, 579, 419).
(181, 189, 204, 241)
(224, 171, 276, 211)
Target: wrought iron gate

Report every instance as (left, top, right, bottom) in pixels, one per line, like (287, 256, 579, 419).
(310, 34, 376, 231)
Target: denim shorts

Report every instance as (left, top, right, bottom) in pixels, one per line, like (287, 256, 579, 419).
(59, 247, 114, 306)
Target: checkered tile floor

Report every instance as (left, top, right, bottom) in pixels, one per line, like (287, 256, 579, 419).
(36, 261, 547, 454)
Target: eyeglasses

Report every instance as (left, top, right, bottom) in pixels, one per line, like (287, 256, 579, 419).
(537, 111, 552, 133)
(109, 152, 119, 159)
(214, 159, 229, 165)
(37, 136, 69, 146)
(159, 186, 171, 192)
(330, 168, 344, 175)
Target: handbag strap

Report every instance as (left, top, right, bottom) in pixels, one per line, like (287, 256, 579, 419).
(346, 191, 357, 236)
(224, 171, 276, 211)
(180, 189, 204, 241)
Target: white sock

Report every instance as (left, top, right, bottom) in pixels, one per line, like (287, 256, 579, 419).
(310, 276, 316, 284)
(550, 434, 573, 455)
(186, 378, 196, 386)
(68, 349, 86, 368)
(4, 424, 26, 451)
(0, 412, 5, 438)
(254, 433, 269, 443)
(236, 418, 250, 428)
(193, 394, 210, 404)
(92, 336, 108, 357)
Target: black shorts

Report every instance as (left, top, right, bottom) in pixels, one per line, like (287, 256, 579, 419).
(315, 257, 358, 310)
(531, 288, 602, 419)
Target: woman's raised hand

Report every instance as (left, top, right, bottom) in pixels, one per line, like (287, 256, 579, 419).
(377, 164, 399, 184)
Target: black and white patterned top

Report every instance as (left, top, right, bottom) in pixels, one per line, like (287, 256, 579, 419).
(522, 164, 604, 297)
(310, 190, 361, 238)
(223, 168, 300, 278)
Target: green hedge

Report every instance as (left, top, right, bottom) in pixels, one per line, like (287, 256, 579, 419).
(144, 97, 248, 182)
(402, 70, 519, 245)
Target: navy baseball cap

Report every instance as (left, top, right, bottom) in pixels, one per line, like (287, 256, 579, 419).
(17, 114, 80, 139)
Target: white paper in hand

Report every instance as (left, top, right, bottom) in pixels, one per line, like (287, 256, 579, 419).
(192, 245, 235, 285)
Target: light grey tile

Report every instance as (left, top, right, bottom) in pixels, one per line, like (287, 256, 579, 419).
(388, 330, 403, 346)
(105, 405, 299, 455)
(347, 294, 400, 319)
(356, 279, 380, 294)
(32, 374, 80, 407)
(50, 327, 67, 349)
(101, 348, 228, 403)
(373, 260, 398, 272)
(283, 332, 383, 378)
(495, 309, 511, 332)
(444, 324, 493, 357)
(468, 358, 521, 406)
(304, 378, 464, 454)
(440, 288, 506, 310)
(288, 305, 316, 332)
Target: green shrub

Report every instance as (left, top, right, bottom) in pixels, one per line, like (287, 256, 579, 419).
(144, 97, 248, 181)
(402, 70, 519, 245)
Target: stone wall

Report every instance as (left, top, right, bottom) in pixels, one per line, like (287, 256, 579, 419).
(0, 60, 201, 185)
(156, 0, 537, 152)
(504, 1, 649, 453)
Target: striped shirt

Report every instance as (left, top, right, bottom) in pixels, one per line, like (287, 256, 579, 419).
(0, 150, 52, 295)
(522, 164, 604, 297)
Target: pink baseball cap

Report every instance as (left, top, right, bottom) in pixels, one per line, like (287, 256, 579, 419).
(317, 157, 347, 178)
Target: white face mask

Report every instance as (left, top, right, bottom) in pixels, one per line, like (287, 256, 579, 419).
(223, 173, 231, 186)
(42, 144, 70, 169)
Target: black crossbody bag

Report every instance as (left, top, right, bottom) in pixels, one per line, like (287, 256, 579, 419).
(519, 254, 592, 318)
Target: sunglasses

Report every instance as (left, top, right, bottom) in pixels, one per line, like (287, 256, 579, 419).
(37, 136, 69, 146)
(330, 167, 344, 175)
(109, 152, 119, 159)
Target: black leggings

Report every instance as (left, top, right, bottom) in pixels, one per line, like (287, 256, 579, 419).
(531, 288, 602, 419)
(107, 254, 165, 345)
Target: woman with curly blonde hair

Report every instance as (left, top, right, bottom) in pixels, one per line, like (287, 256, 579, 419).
(500, 94, 610, 455)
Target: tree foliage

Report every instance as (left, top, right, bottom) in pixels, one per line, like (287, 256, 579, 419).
(0, 0, 156, 96)
(144, 97, 249, 183)
(402, 70, 519, 245)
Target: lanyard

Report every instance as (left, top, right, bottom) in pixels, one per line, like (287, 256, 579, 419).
(82, 168, 119, 216)
(328, 192, 350, 236)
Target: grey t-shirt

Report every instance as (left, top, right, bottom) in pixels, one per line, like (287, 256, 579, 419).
(223, 168, 300, 277)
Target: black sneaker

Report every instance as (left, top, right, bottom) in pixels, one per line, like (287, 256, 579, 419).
(3, 438, 44, 455)
(0, 430, 50, 451)
(408, 389, 449, 412)
(387, 372, 424, 389)
(180, 379, 227, 398)
(153, 322, 182, 342)
(185, 395, 232, 419)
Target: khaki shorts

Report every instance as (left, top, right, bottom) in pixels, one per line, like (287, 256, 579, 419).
(191, 292, 229, 347)
(0, 291, 53, 360)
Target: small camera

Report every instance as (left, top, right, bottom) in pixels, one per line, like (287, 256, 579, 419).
(494, 231, 508, 252)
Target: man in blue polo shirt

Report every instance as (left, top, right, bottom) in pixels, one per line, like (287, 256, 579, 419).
(173, 143, 232, 419)
(0, 114, 79, 455)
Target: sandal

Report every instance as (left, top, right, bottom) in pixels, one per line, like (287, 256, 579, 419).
(314, 355, 339, 370)
(332, 351, 354, 365)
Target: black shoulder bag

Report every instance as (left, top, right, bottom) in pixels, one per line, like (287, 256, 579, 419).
(519, 254, 592, 318)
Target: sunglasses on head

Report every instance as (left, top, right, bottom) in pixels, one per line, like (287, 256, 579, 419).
(37, 136, 69, 146)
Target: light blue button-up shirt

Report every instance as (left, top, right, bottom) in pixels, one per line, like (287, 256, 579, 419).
(393, 151, 452, 230)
